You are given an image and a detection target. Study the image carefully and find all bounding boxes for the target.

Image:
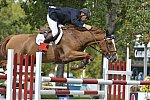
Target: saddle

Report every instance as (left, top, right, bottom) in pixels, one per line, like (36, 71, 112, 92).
(39, 26, 52, 38)
(38, 26, 63, 63)
(39, 26, 63, 43)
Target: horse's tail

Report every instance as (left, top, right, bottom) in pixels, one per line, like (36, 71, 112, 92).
(0, 35, 14, 60)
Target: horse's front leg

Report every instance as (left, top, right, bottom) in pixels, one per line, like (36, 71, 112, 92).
(62, 51, 94, 63)
(70, 56, 94, 70)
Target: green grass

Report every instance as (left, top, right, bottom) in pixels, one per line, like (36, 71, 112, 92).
(41, 95, 92, 99)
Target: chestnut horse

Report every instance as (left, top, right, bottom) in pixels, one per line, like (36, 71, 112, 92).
(0, 26, 117, 68)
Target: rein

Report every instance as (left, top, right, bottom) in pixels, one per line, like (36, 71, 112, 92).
(89, 30, 105, 55)
(89, 45, 102, 53)
(88, 30, 117, 59)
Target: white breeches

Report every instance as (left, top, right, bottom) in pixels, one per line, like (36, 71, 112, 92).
(47, 14, 58, 37)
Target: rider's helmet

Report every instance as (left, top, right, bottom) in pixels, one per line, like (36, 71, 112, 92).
(80, 8, 91, 19)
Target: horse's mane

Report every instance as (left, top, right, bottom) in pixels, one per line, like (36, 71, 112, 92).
(66, 25, 105, 35)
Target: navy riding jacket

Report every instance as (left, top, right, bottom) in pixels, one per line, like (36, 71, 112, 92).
(48, 7, 84, 28)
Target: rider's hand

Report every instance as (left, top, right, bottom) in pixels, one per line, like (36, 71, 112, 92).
(84, 24, 92, 30)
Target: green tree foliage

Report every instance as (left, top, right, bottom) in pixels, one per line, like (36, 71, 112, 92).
(0, 0, 8, 9)
(85, 0, 107, 28)
(0, 0, 36, 40)
(21, 0, 86, 28)
(114, 0, 150, 59)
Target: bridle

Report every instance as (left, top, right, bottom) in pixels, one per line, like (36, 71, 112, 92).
(89, 30, 117, 59)
(103, 37, 117, 59)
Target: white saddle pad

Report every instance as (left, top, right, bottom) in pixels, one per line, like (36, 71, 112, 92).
(36, 28, 63, 45)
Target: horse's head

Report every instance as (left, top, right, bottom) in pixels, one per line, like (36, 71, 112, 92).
(89, 28, 117, 62)
(99, 37, 117, 62)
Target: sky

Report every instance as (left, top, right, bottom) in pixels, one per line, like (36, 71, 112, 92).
(14, 0, 26, 3)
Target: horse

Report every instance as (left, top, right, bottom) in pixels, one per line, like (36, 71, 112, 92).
(0, 26, 117, 69)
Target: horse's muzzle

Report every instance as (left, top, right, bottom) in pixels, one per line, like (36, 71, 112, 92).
(108, 54, 117, 62)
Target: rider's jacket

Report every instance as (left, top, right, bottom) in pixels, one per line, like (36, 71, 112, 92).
(48, 6, 84, 28)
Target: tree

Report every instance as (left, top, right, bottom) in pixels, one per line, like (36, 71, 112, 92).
(0, 0, 36, 40)
(21, 0, 86, 28)
(115, 0, 150, 59)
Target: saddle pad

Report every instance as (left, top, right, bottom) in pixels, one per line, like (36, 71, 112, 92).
(36, 28, 63, 45)
(36, 34, 45, 45)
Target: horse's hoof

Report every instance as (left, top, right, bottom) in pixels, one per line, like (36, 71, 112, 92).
(70, 64, 84, 70)
(70, 64, 79, 70)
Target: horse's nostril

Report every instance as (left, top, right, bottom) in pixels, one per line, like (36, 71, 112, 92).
(114, 56, 118, 61)
(112, 56, 117, 62)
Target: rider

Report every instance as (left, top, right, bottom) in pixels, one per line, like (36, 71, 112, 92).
(44, 6, 92, 43)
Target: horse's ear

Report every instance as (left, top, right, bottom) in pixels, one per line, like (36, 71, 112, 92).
(106, 38, 113, 44)
(106, 35, 115, 40)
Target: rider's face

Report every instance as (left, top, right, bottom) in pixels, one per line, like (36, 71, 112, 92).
(81, 15, 87, 21)
(80, 12, 88, 21)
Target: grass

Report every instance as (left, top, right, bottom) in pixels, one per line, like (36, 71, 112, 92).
(41, 95, 92, 99)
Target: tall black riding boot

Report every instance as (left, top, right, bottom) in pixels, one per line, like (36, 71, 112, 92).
(44, 35, 54, 43)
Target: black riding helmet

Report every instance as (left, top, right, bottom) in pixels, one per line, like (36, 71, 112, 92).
(80, 8, 91, 19)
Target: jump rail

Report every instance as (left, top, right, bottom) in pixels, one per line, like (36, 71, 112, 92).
(1, 49, 35, 100)
(3, 49, 149, 100)
(42, 77, 150, 85)
(40, 90, 104, 95)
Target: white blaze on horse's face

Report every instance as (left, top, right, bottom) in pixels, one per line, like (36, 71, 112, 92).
(111, 39, 118, 60)
(100, 38, 117, 62)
